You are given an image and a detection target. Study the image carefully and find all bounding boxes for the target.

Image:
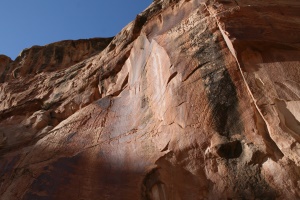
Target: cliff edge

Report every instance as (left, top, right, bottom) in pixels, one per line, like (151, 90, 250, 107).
(0, 0, 299, 199)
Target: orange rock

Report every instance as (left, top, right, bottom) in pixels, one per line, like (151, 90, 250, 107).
(0, 0, 299, 199)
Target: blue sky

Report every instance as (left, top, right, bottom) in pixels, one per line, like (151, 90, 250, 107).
(0, 0, 152, 59)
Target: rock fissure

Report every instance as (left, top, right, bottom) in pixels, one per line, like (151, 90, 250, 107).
(0, 0, 300, 199)
(215, 10, 285, 160)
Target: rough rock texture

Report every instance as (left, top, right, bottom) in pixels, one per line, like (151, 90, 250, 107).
(0, 0, 300, 199)
(0, 38, 113, 83)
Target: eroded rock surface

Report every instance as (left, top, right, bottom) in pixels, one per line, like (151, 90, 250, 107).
(0, 0, 299, 199)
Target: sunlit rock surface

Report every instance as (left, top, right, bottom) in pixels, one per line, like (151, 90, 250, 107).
(0, 0, 300, 199)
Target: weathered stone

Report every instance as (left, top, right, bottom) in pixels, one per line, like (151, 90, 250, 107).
(0, 0, 299, 199)
(0, 38, 113, 83)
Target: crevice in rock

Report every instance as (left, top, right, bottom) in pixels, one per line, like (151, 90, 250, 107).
(99, 49, 131, 82)
(166, 71, 177, 86)
(248, 150, 268, 166)
(142, 168, 167, 200)
(214, 9, 284, 159)
(182, 62, 209, 82)
(0, 99, 43, 121)
(175, 101, 186, 107)
(216, 140, 242, 159)
(110, 73, 129, 97)
(160, 141, 170, 152)
(121, 73, 129, 89)
(122, 14, 148, 49)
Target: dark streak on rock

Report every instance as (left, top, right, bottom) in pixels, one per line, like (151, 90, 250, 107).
(54, 46, 64, 64)
(65, 132, 77, 143)
(189, 23, 243, 137)
(206, 69, 242, 137)
(39, 45, 54, 72)
(29, 47, 43, 74)
(0, 64, 10, 83)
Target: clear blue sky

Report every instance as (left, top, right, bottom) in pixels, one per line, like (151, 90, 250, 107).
(0, 0, 152, 59)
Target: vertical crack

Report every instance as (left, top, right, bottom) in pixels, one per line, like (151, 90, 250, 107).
(210, 4, 284, 158)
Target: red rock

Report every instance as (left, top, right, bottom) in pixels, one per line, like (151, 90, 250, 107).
(0, 0, 299, 199)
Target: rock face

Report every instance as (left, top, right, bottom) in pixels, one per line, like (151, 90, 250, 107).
(0, 0, 300, 199)
(0, 38, 113, 83)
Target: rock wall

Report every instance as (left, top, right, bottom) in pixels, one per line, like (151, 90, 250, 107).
(0, 0, 299, 199)
(0, 38, 113, 83)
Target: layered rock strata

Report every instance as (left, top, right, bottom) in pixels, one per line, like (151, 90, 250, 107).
(0, 0, 299, 199)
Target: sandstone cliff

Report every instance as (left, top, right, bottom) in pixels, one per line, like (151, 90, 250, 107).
(0, 0, 299, 199)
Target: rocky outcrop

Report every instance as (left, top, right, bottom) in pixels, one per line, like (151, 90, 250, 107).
(0, 55, 12, 80)
(0, 0, 299, 199)
(0, 37, 112, 158)
(0, 38, 113, 83)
